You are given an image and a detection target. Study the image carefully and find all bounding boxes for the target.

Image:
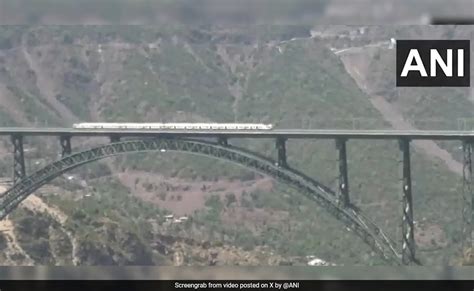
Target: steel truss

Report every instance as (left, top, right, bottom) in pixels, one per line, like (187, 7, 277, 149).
(276, 137, 287, 168)
(0, 138, 401, 264)
(11, 135, 26, 184)
(336, 138, 350, 207)
(217, 136, 228, 146)
(462, 140, 473, 258)
(60, 135, 72, 157)
(399, 138, 417, 265)
(110, 135, 121, 143)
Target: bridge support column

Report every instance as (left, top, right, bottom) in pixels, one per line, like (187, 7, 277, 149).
(336, 138, 350, 207)
(11, 135, 26, 184)
(110, 135, 121, 143)
(399, 138, 416, 265)
(276, 137, 287, 168)
(60, 135, 72, 157)
(218, 136, 228, 146)
(462, 140, 473, 260)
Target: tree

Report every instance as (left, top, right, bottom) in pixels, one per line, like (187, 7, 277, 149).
(158, 192, 166, 201)
(225, 193, 237, 207)
(205, 195, 222, 210)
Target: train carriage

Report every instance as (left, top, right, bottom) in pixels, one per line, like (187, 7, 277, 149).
(72, 123, 273, 130)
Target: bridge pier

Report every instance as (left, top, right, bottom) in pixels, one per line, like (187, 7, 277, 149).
(462, 140, 473, 259)
(218, 136, 228, 146)
(110, 135, 121, 143)
(399, 138, 416, 265)
(60, 135, 72, 157)
(11, 135, 26, 184)
(336, 138, 350, 207)
(276, 137, 287, 168)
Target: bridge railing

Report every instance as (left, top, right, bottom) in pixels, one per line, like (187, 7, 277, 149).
(294, 117, 474, 130)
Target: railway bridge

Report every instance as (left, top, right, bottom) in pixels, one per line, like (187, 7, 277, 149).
(0, 127, 472, 265)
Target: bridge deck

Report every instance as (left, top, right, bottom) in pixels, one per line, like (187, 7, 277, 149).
(0, 128, 473, 140)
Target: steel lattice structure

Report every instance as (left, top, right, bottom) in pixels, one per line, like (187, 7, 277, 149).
(0, 138, 402, 264)
(11, 135, 26, 184)
(399, 139, 417, 265)
(462, 140, 473, 258)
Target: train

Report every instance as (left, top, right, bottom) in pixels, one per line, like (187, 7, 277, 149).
(72, 123, 274, 130)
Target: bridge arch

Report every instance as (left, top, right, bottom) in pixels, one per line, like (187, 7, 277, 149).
(0, 138, 401, 264)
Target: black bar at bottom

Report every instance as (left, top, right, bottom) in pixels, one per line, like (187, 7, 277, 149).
(0, 280, 472, 291)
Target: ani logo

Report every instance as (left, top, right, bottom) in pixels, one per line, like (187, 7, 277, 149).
(396, 40, 470, 87)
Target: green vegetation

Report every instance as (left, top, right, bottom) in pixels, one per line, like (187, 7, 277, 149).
(4, 85, 62, 126)
(38, 178, 169, 265)
(202, 194, 223, 226)
(0, 108, 17, 126)
(10, 208, 60, 264)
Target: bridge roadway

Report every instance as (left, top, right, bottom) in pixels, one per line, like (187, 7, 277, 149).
(0, 128, 473, 140)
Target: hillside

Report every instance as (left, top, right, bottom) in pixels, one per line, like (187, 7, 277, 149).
(0, 25, 472, 265)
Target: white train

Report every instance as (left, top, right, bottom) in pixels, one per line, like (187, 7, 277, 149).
(72, 122, 273, 130)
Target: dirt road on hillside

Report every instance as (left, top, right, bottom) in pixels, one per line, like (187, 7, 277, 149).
(339, 52, 463, 176)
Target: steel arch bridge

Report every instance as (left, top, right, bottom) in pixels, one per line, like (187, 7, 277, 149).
(0, 138, 402, 264)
